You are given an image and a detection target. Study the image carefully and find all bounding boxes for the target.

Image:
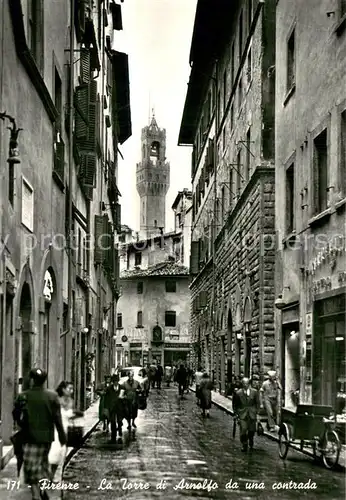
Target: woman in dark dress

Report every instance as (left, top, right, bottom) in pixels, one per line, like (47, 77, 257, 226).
(199, 373, 213, 418)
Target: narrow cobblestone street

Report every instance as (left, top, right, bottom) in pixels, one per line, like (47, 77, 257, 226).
(63, 388, 345, 500)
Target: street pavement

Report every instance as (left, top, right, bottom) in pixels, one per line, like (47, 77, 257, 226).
(63, 387, 345, 500)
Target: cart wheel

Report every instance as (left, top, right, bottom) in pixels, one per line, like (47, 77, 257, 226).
(279, 423, 290, 459)
(321, 430, 341, 470)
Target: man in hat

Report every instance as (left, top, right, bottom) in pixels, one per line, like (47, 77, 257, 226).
(104, 373, 125, 444)
(260, 370, 282, 431)
(13, 368, 66, 500)
(233, 377, 260, 452)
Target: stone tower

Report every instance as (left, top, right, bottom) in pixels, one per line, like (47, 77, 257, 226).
(136, 113, 170, 238)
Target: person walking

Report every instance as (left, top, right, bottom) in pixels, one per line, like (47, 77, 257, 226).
(199, 373, 213, 418)
(96, 375, 111, 432)
(156, 363, 163, 389)
(149, 364, 157, 389)
(105, 374, 125, 444)
(260, 370, 282, 431)
(50, 380, 82, 483)
(121, 370, 141, 431)
(233, 377, 260, 452)
(164, 366, 172, 387)
(12, 368, 66, 500)
(175, 364, 188, 398)
(194, 366, 204, 406)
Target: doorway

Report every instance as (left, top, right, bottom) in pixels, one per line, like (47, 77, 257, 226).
(282, 324, 300, 407)
(18, 283, 32, 392)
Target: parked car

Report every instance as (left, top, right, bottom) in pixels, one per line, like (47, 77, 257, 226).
(118, 366, 149, 395)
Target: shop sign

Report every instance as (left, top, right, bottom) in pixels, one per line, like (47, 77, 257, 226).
(164, 343, 190, 349)
(306, 313, 312, 336)
(130, 342, 142, 348)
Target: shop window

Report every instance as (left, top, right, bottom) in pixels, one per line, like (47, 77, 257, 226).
(165, 280, 176, 293)
(286, 163, 295, 233)
(137, 282, 143, 294)
(165, 311, 176, 327)
(137, 311, 143, 327)
(313, 129, 328, 214)
(117, 313, 122, 329)
(135, 252, 142, 266)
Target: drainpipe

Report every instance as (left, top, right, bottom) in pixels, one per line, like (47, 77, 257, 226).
(66, 0, 75, 380)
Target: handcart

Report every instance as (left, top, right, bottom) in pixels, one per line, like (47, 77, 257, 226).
(278, 404, 341, 469)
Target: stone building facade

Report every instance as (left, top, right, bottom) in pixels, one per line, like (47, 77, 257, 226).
(179, 0, 276, 391)
(172, 189, 192, 268)
(0, 0, 131, 450)
(275, 0, 346, 421)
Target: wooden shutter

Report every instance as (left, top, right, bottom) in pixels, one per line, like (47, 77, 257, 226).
(114, 203, 121, 232)
(200, 290, 207, 308)
(96, 94, 101, 153)
(111, 2, 123, 30)
(79, 153, 96, 187)
(80, 48, 91, 84)
(106, 55, 113, 94)
(74, 84, 89, 140)
(94, 215, 104, 264)
(83, 80, 97, 151)
(190, 241, 199, 275)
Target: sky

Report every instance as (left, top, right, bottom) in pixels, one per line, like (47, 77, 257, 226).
(115, 0, 197, 232)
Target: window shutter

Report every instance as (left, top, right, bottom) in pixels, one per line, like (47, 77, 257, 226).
(113, 246, 119, 287)
(190, 241, 199, 274)
(94, 215, 104, 264)
(107, 55, 113, 94)
(110, 2, 123, 30)
(96, 94, 101, 152)
(200, 290, 207, 308)
(101, 214, 110, 267)
(80, 48, 91, 84)
(74, 84, 89, 140)
(79, 153, 96, 187)
(84, 80, 97, 151)
(114, 203, 121, 232)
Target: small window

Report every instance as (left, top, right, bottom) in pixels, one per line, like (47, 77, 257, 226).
(313, 129, 328, 214)
(165, 280, 176, 293)
(165, 311, 176, 327)
(286, 163, 295, 234)
(135, 252, 142, 266)
(117, 313, 122, 329)
(137, 311, 143, 327)
(248, 0, 253, 31)
(137, 282, 143, 294)
(287, 28, 295, 92)
(236, 151, 242, 196)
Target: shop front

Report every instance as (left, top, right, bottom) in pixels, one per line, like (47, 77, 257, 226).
(163, 343, 190, 367)
(313, 292, 346, 442)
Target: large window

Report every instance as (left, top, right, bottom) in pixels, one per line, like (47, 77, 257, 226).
(165, 311, 176, 327)
(28, 0, 43, 70)
(286, 163, 295, 233)
(313, 129, 328, 214)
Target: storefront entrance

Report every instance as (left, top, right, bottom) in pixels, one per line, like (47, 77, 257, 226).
(313, 294, 345, 412)
(282, 323, 300, 407)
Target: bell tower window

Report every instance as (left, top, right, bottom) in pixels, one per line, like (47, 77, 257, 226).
(150, 141, 160, 166)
